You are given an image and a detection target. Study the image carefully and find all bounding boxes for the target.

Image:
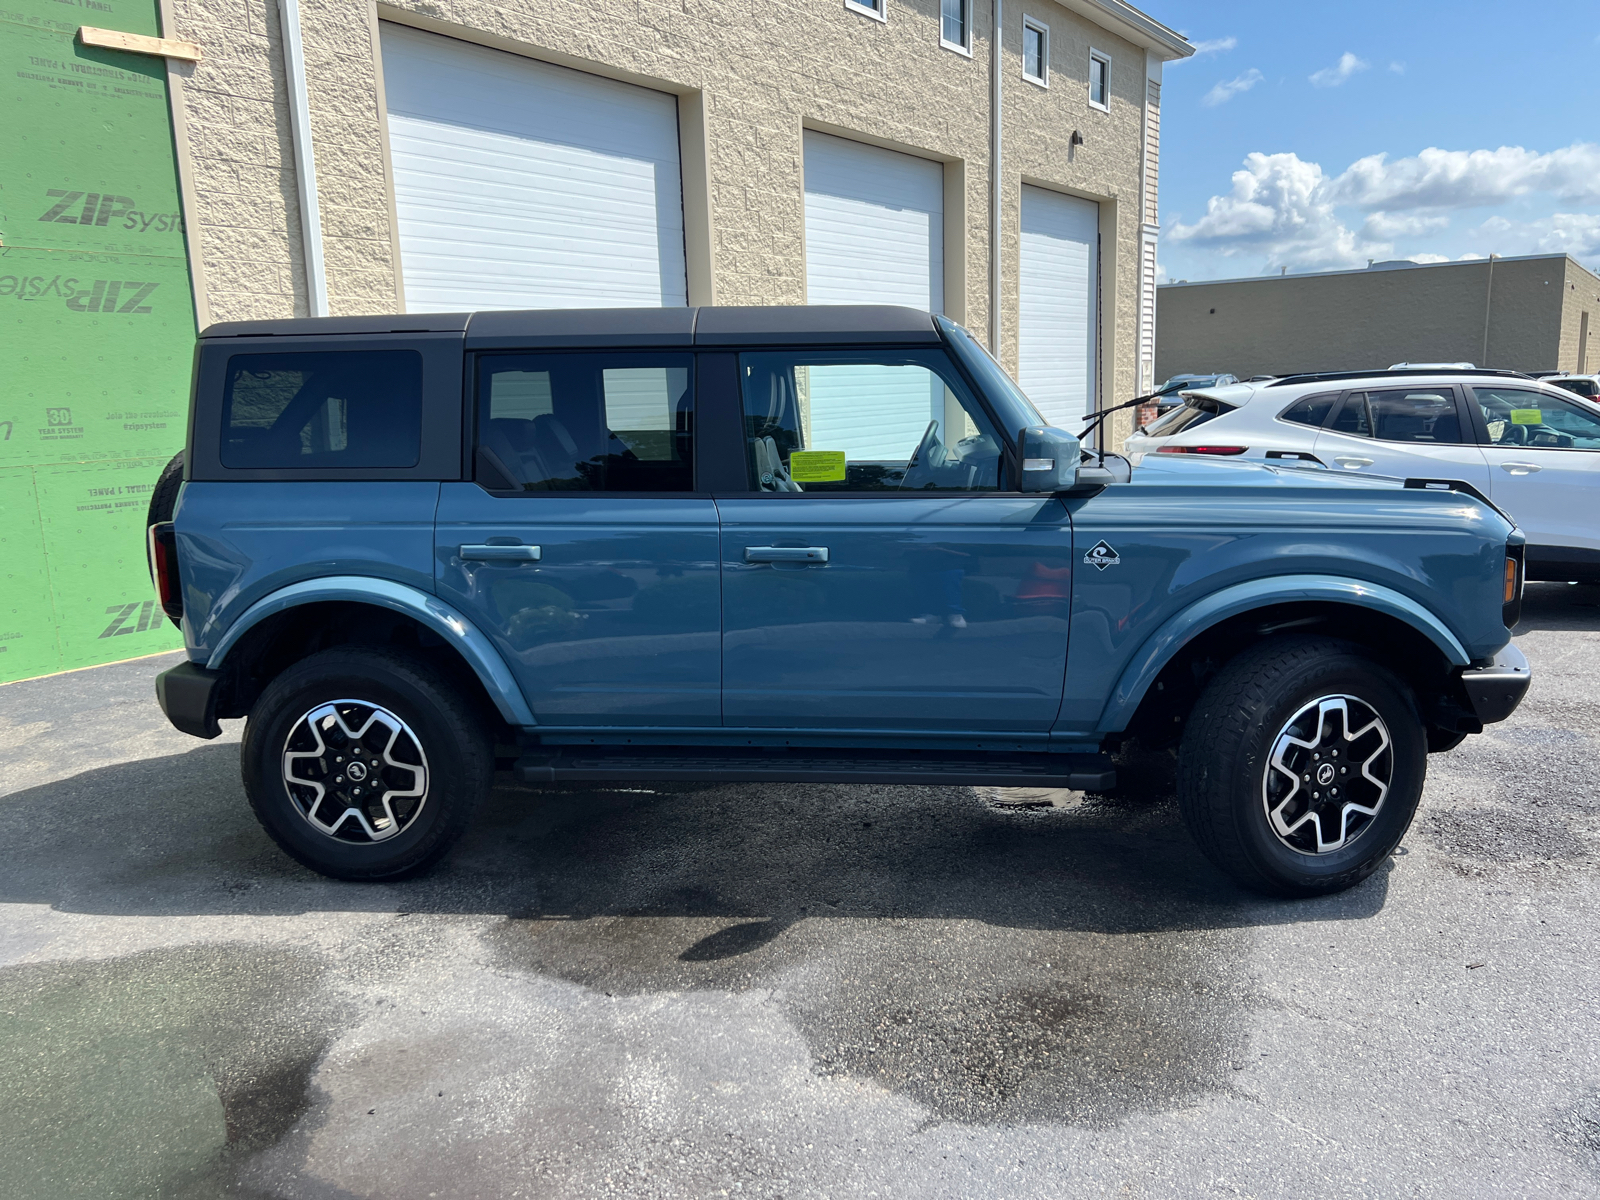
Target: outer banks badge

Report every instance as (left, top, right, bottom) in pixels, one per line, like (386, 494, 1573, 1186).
(1084, 540, 1121, 570)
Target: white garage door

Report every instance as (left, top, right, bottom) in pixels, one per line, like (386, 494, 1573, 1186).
(803, 131, 944, 312)
(803, 132, 945, 457)
(380, 24, 687, 311)
(1018, 186, 1099, 430)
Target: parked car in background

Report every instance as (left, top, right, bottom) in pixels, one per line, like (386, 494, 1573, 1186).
(1125, 367, 1600, 581)
(1547, 374, 1600, 402)
(148, 307, 1527, 898)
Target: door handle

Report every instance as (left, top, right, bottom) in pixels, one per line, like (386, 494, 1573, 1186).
(1499, 462, 1542, 475)
(1333, 456, 1374, 469)
(460, 544, 541, 562)
(744, 546, 829, 564)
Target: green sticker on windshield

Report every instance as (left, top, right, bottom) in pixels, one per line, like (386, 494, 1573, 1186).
(1509, 409, 1543, 425)
(789, 450, 847, 482)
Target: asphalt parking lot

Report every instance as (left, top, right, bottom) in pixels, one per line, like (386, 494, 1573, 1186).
(3, 583, 1599, 1199)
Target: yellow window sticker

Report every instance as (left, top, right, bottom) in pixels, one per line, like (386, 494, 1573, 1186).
(1509, 409, 1543, 425)
(788, 450, 847, 482)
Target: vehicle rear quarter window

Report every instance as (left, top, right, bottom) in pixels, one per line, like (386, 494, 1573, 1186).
(475, 353, 694, 492)
(1147, 396, 1235, 437)
(1278, 392, 1338, 428)
(1330, 388, 1462, 443)
(221, 350, 422, 469)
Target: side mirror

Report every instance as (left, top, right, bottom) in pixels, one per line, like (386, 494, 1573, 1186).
(1016, 426, 1081, 492)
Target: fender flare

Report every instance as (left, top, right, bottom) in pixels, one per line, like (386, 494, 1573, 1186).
(1097, 574, 1471, 734)
(207, 576, 536, 727)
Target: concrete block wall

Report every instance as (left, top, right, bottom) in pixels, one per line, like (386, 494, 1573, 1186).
(162, 0, 1174, 434)
(1156, 255, 1596, 381)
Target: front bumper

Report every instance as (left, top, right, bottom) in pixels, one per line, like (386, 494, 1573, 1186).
(1459, 643, 1531, 726)
(155, 661, 223, 740)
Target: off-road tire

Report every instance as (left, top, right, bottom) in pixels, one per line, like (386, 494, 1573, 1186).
(1177, 636, 1426, 897)
(241, 648, 492, 880)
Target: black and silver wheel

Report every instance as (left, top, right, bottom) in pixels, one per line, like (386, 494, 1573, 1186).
(1177, 637, 1426, 897)
(242, 648, 491, 880)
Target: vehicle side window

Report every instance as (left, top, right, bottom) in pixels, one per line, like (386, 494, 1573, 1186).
(1471, 387, 1600, 449)
(1278, 392, 1338, 428)
(473, 353, 694, 492)
(221, 350, 422, 469)
(737, 349, 1003, 492)
(1329, 388, 1462, 443)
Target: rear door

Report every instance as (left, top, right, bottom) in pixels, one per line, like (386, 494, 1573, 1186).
(712, 347, 1073, 733)
(1467, 384, 1600, 561)
(1312, 384, 1490, 488)
(435, 351, 720, 727)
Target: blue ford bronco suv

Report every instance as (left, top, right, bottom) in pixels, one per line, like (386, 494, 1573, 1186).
(148, 305, 1530, 897)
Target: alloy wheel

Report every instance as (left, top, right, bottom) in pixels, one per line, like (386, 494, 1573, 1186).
(1262, 694, 1392, 855)
(281, 700, 429, 843)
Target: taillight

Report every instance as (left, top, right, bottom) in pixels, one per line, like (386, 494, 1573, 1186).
(1156, 445, 1249, 456)
(149, 522, 183, 621)
(1502, 543, 1525, 628)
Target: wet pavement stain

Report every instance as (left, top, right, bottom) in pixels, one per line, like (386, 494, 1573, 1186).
(0, 944, 343, 1199)
(483, 774, 1326, 1126)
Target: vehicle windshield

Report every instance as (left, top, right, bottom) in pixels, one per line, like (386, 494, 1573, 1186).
(936, 316, 1046, 433)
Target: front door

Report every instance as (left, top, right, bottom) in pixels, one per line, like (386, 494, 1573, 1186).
(1467, 384, 1600, 560)
(716, 347, 1073, 732)
(1312, 384, 1490, 489)
(435, 351, 720, 727)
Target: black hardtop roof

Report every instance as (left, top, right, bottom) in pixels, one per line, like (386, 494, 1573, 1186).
(200, 305, 942, 348)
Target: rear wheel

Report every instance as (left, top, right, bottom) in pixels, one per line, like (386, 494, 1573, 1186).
(241, 648, 491, 880)
(1177, 637, 1426, 897)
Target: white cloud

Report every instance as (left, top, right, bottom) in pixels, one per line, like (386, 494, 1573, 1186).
(1388, 61, 1406, 74)
(1165, 142, 1600, 276)
(1202, 68, 1264, 107)
(1187, 36, 1237, 58)
(1361, 211, 1450, 239)
(1167, 152, 1389, 270)
(1309, 52, 1369, 88)
(1330, 144, 1600, 209)
(1408, 253, 1451, 263)
(1464, 212, 1600, 259)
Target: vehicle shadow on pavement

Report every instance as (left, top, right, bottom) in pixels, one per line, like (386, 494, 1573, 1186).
(1514, 582, 1600, 633)
(0, 739, 1389, 935)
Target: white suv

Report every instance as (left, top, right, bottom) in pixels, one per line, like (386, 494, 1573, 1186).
(1124, 368, 1600, 581)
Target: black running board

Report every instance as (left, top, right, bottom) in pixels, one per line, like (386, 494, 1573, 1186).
(512, 748, 1115, 790)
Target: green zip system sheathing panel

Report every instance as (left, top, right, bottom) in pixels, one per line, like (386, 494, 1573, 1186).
(1, 0, 194, 682)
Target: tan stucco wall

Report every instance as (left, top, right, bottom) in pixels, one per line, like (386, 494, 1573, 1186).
(1155, 255, 1588, 381)
(163, 0, 1168, 439)
(1558, 257, 1600, 373)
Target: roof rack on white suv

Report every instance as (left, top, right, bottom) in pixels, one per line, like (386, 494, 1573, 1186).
(1265, 367, 1532, 387)
(1389, 361, 1475, 369)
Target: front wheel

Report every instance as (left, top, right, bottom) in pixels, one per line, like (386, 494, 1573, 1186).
(241, 648, 492, 880)
(1177, 637, 1427, 897)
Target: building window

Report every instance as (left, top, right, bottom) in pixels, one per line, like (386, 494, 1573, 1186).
(940, 0, 971, 53)
(845, 0, 886, 22)
(1022, 17, 1048, 86)
(1089, 48, 1110, 110)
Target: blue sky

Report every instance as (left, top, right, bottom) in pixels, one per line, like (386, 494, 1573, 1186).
(1151, 0, 1600, 282)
